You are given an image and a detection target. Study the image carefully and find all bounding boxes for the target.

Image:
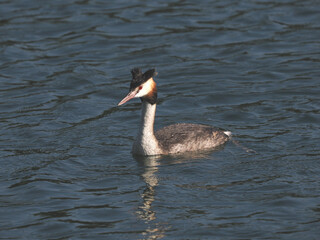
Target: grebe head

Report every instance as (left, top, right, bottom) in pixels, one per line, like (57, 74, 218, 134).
(118, 68, 157, 106)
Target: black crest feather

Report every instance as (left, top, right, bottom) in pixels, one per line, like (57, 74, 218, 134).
(130, 68, 157, 90)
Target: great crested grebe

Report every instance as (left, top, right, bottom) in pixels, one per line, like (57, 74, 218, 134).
(118, 68, 231, 156)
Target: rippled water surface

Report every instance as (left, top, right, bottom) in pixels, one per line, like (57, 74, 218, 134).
(1, 0, 320, 239)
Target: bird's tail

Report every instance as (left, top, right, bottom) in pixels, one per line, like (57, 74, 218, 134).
(224, 131, 232, 137)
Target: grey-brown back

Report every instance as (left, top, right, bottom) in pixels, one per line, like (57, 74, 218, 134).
(155, 123, 229, 154)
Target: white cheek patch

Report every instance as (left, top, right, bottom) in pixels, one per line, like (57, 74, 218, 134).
(135, 79, 154, 98)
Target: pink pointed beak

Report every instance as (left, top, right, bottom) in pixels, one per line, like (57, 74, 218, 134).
(118, 90, 138, 106)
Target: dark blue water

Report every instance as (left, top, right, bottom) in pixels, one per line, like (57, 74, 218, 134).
(1, 1, 319, 239)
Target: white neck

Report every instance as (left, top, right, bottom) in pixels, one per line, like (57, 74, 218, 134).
(132, 100, 162, 155)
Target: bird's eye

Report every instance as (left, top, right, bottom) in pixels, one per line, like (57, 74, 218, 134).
(139, 86, 143, 90)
